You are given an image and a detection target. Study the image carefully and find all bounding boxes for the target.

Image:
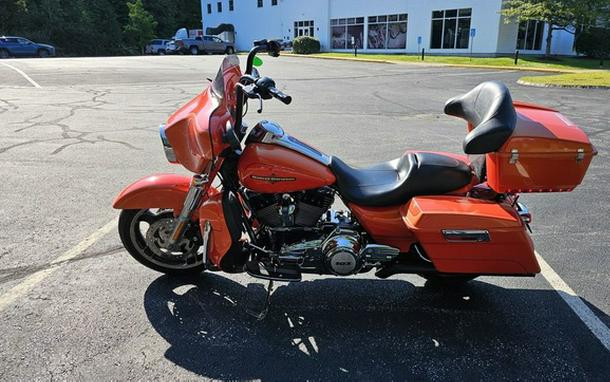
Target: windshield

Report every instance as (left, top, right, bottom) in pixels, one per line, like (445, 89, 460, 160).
(211, 55, 240, 100)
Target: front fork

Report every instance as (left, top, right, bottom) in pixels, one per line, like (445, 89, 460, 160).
(167, 174, 209, 250)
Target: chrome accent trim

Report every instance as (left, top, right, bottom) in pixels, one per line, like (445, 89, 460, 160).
(516, 202, 532, 224)
(168, 175, 206, 248)
(576, 148, 585, 162)
(259, 120, 332, 165)
(442, 229, 491, 243)
(414, 244, 432, 263)
(200, 220, 212, 266)
(159, 124, 177, 163)
(509, 149, 519, 164)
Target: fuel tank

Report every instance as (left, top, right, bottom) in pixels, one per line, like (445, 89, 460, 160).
(238, 143, 336, 193)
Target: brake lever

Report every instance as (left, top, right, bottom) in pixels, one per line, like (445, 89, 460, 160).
(255, 93, 263, 114)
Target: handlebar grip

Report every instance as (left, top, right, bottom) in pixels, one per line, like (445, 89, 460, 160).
(268, 87, 292, 105)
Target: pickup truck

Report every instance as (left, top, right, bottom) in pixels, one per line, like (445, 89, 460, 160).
(167, 36, 235, 55)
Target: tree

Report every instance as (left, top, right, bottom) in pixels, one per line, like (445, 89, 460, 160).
(142, 0, 177, 39)
(123, 0, 157, 54)
(501, 0, 610, 56)
(0, 0, 27, 33)
(575, 27, 610, 65)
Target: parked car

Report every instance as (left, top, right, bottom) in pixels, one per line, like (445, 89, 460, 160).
(145, 39, 170, 55)
(0, 36, 56, 58)
(167, 35, 235, 55)
(272, 38, 293, 51)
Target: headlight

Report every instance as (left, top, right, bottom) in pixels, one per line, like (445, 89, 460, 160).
(159, 124, 177, 163)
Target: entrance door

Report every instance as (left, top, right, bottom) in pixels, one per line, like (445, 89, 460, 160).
(294, 20, 315, 38)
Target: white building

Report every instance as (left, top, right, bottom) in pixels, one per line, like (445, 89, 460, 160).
(201, 0, 576, 55)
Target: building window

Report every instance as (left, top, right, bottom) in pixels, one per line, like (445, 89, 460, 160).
(229, 0, 234, 11)
(431, 8, 471, 49)
(294, 20, 315, 38)
(368, 14, 407, 49)
(217, 2, 222, 12)
(257, 0, 263, 7)
(516, 20, 544, 50)
(272, 0, 278, 5)
(207, 3, 211, 14)
(331, 17, 364, 49)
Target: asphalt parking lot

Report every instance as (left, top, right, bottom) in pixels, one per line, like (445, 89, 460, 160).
(0, 55, 609, 381)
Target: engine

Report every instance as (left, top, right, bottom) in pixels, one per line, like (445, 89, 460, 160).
(246, 187, 399, 276)
(246, 187, 335, 228)
(321, 229, 363, 275)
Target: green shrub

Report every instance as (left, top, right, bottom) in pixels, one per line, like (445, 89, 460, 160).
(293, 36, 321, 54)
(575, 27, 610, 62)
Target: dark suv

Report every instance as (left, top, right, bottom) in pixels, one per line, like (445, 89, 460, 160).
(0, 36, 56, 58)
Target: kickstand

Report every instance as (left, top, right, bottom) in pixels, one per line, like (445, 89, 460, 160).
(246, 280, 274, 320)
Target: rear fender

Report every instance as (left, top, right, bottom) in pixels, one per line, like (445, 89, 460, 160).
(112, 174, 191, 212)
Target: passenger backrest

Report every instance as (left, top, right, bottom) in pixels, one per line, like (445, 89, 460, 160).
(444, 81, 517, 155)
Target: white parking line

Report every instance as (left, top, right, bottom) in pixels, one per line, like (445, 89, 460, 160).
(537, 251, 610, 351)
(0, 218, 117, 313)
(0, 62, 43, 88)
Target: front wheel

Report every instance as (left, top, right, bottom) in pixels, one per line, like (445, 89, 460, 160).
(38, 49, 50, 58)
(225, 47, 234, 55)
(118, 209, 204, 275)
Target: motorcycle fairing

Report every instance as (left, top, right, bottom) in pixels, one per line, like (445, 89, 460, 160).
(112, 174, 191, 213)
(164, 55, 241, 173)
(192, 189, 249, 272)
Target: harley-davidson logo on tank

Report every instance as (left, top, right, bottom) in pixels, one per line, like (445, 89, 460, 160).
(250, 175, 296, 184)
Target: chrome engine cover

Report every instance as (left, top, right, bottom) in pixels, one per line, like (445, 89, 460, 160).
(321, 230, 362, 276)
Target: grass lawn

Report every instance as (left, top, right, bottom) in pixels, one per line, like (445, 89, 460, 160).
(520, 71, 610, 87)
(312, 52, 609, 71)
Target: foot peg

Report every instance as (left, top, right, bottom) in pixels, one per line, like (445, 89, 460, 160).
(245, 260, 302, 282)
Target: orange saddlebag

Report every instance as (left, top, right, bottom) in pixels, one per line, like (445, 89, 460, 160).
(486, 102, 596, 193)
(402, 196, 540, 275)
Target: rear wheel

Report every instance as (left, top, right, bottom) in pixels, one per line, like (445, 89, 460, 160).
(158, 49, 166, 55)
(118, 209, 204, 275)
(0, 49, 10, 59)
(419, 273, 478, 285)
(190, 46, 199, 55)
(37, 49, 50, 58)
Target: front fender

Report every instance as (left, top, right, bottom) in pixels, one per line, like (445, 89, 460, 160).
(112, 174, 191, 210)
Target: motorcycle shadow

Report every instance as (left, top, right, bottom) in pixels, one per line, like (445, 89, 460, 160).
(143, 272, 608, 381)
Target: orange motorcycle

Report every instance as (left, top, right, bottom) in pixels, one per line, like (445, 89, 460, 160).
(113, 40, 595, 312)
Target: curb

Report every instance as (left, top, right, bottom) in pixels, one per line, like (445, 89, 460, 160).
(283, 53, 395, 65)
(517, 79, 610, 89)
(283, 53, 589, 74)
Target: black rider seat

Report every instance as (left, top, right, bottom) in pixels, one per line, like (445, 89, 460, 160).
(444, 81, 517, 155)
(330, 152, 473, 207)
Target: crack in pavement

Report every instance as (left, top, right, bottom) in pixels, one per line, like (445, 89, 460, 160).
(0, 246, 124, 285)
(0, 98, 20, 114)
(1, 88, 145, 155)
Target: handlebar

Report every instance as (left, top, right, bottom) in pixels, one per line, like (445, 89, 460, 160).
(245, 39, 281, 75)
(268, 86, 292, 105)
(231, 40, 287, 147)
